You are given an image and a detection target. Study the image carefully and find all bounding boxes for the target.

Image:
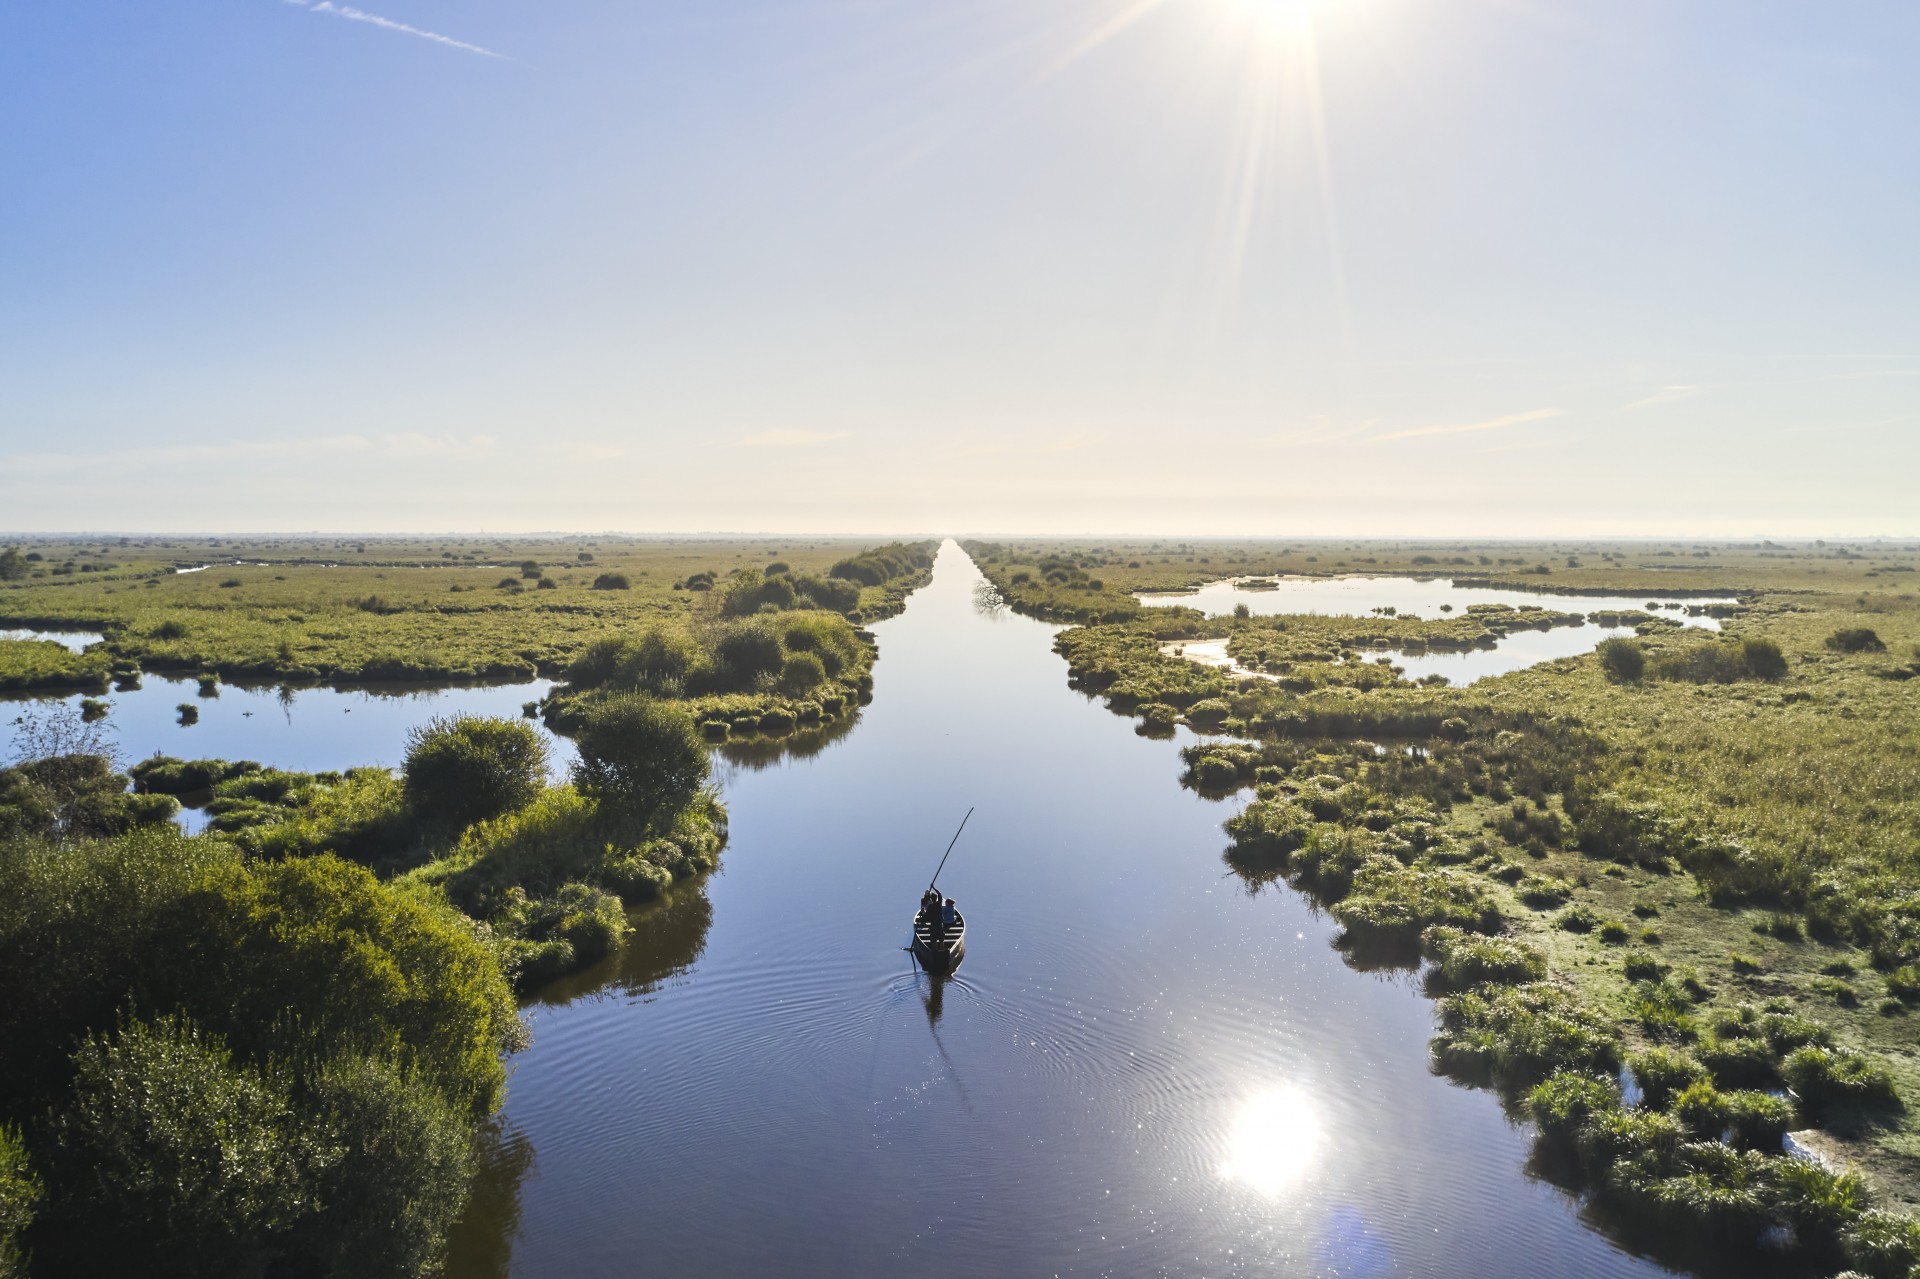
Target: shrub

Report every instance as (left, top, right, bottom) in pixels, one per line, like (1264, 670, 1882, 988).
(778, 651, 827, 697)
(1628, 1046, 1708, 1110)
(403, 715, 550, 830)
(1433, 982, 1622, 1093)
(292, 1055, 476, 1277)
(1185, 698, 1231, 727)
(1741, 637, 1788, 679)
(1598, 919, 1631, 944)
(1780, 1046, 1900, 1114)
(0, 1124, 38, 1277)
(571, 695, 709, 831)
(591, 572, 631, 591)
(47, 1014, 309, 1273)
(1527, 1071, 1619, 1147)
(1423, 926, 1545, 989)
(176, 704, 198, 725)
(1189, 755, 1242, 790)
(1557, 904, 1598, 933)
(714, 620, 784, 686)
(1596, 636, 1645, 681)
(1138, 703, 1178, 734)
(1825, 628, 1886, 653)
(1623, 950, 1668, 982)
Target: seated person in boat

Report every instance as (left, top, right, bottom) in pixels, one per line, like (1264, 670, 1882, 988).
(941, 897, 959, 934)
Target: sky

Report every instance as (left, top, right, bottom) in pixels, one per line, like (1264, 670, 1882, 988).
(2, 0, 1916, 536)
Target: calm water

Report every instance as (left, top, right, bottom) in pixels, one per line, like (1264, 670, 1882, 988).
(1137, 575, 1734, 623)
(0, 628, 105, 653)
(3, 676, 569, 831)
(446, 543, 1678, 1279)
(1142, 577, 1734, 686)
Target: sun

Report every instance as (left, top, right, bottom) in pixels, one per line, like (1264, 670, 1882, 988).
(1229, 0, 1338, 37)
(1220, 1086, 1324, 1196)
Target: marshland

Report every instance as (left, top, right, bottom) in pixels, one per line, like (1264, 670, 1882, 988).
(5, 535, 1919, 1277)
(8, 2, 1918, 1276)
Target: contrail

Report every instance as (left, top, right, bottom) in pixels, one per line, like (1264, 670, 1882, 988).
(303, 1, 506, 59)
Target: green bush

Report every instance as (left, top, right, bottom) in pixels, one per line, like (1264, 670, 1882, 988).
(1189, 755, 1242, 790)
(1596, 636, 1645, 681)
(1741, 637, 1788, 679)
(572, 694, 710, 831)
(1825, 628, 1886, 654)
(1781, 1046, 1900, 1114)
(403, 714, 549, 830)
(1432, 982, 1622, 1093)
(47, 1014, 310, 1274)
(0, 1125, 38, 1278)
(1185, 698, 1231, 727)
(778, 651, 827, 696)
(1423, 925, 1545, 989)
(1628, 1046, 1708, 1110)
(590, 572, 631, 591)
(1527, 1071, 1620, 1147)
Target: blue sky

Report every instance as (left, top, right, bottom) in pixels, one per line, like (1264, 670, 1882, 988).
(2, 0, 1915, 534)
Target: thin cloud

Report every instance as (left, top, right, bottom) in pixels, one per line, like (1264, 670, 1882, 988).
(295, 2, 506, 59)
(1373, 408, 1563, 443)
(1624, 384, 1704, 411)
(741, 429, 852, 447)
(12, 433, 498, 477)
(1265, 417, 1379, 447)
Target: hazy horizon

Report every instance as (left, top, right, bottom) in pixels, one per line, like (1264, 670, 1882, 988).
(5, 1, 1915, 534)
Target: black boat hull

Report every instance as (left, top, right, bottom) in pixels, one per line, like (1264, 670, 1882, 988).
(911, 911, 965, 974)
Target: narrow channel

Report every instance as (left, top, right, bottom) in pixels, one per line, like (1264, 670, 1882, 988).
(447, 541, 1678, 1278)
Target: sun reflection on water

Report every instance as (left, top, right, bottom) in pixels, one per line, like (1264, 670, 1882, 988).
(1220, 1086, 1324, 1196)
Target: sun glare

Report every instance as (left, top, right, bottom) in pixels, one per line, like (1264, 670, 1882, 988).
(1220, 1086, 1324, 1196)
(1229, 0, 1337, 38)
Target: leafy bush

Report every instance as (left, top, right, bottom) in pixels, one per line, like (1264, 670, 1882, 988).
(1741, 637, 1788, 679)
(403, 714, 549, 830)
(1826, 628, 1886, 653)
(1781, 1046, 1900, 1114)
(572, 695, 710, 831)
(1423, 925, 1546, 989)
(591, 572, 631, 591)
(1596, 636, 1645, 681)
(0, 1124, 38, 1278)
(1432, 982, 1622, 1093)
(1185, 699, 1231, 727)
(1628, 1046, 1709, 1110)
(46, 1014, 308, 1275)
(1528, 1071, 1619, 1146)
(778, 651, 827, 697)
(1188, 755, 1242, 790)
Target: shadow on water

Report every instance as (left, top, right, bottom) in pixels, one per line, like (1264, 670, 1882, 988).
(440, 1119, 536, 1279)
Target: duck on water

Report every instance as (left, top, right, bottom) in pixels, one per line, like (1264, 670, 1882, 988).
(909, 809, 972, 975)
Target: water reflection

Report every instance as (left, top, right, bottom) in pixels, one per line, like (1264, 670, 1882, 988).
(1221, 1086, 1323, 1196)
(714, 709, 863, 773)
(452, 542, 1682, 1279)
(528, 884, 716, 1008)
(440, 1119, 535, 1279)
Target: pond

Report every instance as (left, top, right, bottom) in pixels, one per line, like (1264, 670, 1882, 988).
(3, 676, 569, 832)
(1140, 577, 1737, 686)
(1138, 575, 1736, 624)
(0, 627, 105, 653)
(442, 543, 1682, 1278)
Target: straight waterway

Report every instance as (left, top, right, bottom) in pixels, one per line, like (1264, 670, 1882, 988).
(443, 542, 1679, 1278)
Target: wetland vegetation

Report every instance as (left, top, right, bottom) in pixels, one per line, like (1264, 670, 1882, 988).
(971, 535, 1920, 1272)
(0, 537, 935, 1276)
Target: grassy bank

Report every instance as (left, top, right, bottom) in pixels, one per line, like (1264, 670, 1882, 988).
(977, 536, 1920, 1269)
(0, 695, 746, 1273)
(0, 537, 934, 691)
